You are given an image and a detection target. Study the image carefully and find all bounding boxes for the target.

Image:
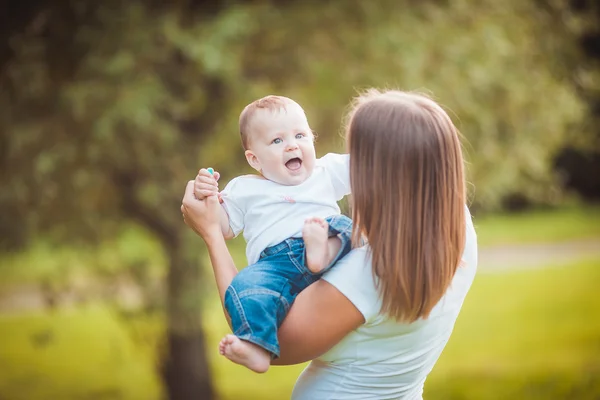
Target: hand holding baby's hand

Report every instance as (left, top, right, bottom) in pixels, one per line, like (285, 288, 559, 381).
(194, 168, 221, 201)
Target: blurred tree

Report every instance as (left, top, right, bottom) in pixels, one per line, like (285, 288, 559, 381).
(540, 0, 600, 200)
(0, 1, 250, 398)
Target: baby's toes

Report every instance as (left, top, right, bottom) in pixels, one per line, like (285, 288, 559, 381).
(225, 334, 237, 344)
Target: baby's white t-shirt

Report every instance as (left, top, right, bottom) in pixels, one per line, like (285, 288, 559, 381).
(220, 153, 350, 265)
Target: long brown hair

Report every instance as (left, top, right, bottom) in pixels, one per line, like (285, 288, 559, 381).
(346, 89, 466, 322)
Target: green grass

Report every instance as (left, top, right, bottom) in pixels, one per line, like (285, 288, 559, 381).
(0, 305, 163, 400)
(473, 204, 600, 246)
(424, 257, 600, 399)
(1, 258, 599, 399)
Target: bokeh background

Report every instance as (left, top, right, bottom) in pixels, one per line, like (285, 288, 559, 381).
(1, 1, 599, 399)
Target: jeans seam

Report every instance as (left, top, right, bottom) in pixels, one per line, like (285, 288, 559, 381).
(261, 238, 303, 259)
(290, 251, 319, 285)
(238, 288, 285, 298)
(226, 285, 252, 336)
(288, 250, 307, 276)
(279, 291, 290, 313)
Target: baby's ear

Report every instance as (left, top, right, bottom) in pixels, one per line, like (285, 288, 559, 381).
(244, 150, 261, 172)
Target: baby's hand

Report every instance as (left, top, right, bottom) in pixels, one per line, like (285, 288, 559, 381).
(194, 168, 221, 201)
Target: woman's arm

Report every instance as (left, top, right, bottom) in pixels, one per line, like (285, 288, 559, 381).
(274, 279, 365, 365)
(203, 227, 238, 306)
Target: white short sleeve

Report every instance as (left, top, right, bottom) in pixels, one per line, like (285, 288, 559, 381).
(321, 247, 380, 322)
(318, 153, 350, 200)
(219, 178, 245, 236)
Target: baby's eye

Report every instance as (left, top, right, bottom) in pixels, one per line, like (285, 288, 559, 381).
(272, 138, 282, 144)
(295, 133, 306, 139)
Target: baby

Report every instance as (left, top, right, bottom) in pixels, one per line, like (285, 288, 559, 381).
(194, 95, 352, 373)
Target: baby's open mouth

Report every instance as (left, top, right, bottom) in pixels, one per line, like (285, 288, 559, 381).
(285, 158, 302, 171)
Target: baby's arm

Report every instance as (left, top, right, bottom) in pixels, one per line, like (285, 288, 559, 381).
(218, 206, 234, 240)
(194, 168, 234, 240)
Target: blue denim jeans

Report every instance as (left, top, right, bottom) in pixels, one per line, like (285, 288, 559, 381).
(224, 215, 353, 358)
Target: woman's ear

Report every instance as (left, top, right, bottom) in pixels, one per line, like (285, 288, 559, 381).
(245, 150, 261, 172)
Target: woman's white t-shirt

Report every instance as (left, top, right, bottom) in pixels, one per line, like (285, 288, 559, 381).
(292, 207, 478, 400)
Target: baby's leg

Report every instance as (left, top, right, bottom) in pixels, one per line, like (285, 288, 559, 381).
(223, 264, 290, 373)
(219, 335, 270, 373)
(303, 217, 342, 273)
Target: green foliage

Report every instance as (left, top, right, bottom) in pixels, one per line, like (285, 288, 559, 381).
(208, 0, 585, 209)
(0, 2, 257, 248)
(536, 0, 600, 149)
(0, 1, 589, 250)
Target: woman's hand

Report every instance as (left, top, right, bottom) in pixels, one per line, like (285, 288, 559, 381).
(181, 180, 222, 242)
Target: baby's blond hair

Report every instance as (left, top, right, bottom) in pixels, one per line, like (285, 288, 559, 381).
(239, 95, 302, 149)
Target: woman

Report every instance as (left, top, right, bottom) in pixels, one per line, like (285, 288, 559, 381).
(181, 89, 478, 399)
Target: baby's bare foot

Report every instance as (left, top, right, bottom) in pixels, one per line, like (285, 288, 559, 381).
(303, 217, 331, 273)
(218, 334, 270, 373)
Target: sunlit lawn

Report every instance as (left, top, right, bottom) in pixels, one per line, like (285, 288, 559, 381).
(1, 258, 599, 399)
(473, 204, 600, 246)
(423, 258, 600, 399)
(0, 306, 164, 400)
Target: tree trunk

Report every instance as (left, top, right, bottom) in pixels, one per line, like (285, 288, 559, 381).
(163, 239, 214, 400)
